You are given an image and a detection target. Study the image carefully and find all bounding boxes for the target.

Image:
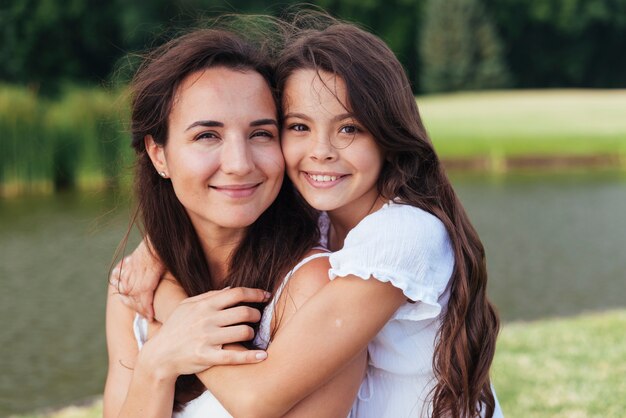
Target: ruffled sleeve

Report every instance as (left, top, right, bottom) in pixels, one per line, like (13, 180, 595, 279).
(328, 202, 454, 321)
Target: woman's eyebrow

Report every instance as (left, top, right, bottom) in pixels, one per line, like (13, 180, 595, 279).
(250, 118, 278, 127)
(185, 120, 223, 131)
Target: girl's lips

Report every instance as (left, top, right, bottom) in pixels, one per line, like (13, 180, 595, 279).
(303, 172, 348, 188)
(210, 183, 261, 198)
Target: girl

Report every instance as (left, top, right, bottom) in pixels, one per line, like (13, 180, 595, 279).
(118, 14, 503, 418)
(104, 27, 365, 418)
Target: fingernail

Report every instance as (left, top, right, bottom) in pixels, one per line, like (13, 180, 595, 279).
(110, 278, 119, 287)
(264, 291, 272, 300)
(255, 352, 268, 360)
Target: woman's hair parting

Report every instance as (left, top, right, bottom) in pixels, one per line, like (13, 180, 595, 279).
(129, 25, 319, 410)
(276, 12, 500, 418)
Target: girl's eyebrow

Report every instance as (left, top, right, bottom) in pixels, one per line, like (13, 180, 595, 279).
(331, 113, 355, 123)
(284, 112, 312, 121)
(284, 112, 354, 122)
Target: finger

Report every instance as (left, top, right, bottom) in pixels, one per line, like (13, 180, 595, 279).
(214, 306, 262, 327)
(118, 294, 133, 308)
(211, 287, 271, 310)
(139, 293, 155, 322)
(204, 324, 256, 346)
(208, 349, 268, 365)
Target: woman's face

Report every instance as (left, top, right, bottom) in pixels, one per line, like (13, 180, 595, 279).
(147, 67, 283, 235)
(281, 69, 384, 217)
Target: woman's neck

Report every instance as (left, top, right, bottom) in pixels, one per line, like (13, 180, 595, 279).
(196, 225, 247, 287)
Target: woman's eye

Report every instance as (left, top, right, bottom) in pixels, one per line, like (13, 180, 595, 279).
(250, 130, 275, 141)
(288, 123, 309, 132)
(195, 131, 219, 141)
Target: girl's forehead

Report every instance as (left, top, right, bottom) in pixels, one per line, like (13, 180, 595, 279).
(282, 69, 350, 108)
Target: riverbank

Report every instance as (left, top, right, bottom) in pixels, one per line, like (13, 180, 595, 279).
(2, 88, 625, 197)
(14, 309, 626, 418)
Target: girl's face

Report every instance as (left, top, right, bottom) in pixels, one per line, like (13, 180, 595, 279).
(147, 67, 283, 236)
(281, 69, 384, 217)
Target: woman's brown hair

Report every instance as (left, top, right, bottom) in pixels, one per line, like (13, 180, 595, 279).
(129, 27, 319, 410)
(275, 13, 500, 418)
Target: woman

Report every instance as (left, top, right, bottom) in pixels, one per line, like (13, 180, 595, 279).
(119, 14, 503, 418)
(104, 27, 365, 417)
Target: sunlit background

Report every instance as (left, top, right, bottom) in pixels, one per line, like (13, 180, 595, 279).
(1, 1, 625, 417)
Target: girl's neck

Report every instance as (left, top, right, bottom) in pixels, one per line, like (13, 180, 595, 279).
(327, 194, 387, 251)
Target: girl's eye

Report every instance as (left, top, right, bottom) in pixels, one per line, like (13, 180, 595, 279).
(339, 124, 359, 135)
(250, 130, 275, 141)
(288, 123, 309, 132)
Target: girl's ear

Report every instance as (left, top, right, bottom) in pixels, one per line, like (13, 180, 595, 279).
(145, 135, 169, 178)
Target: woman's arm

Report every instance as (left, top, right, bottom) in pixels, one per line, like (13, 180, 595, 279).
(198, 264, 405, 417)
(103, 281, 175, 418)
(104, 281, 270, 418)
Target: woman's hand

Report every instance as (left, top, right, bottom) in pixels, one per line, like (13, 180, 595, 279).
(110, 238, 165, 321)
(137, 287, 271, 381)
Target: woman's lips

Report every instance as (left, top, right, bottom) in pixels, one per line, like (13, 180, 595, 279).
(210, 183, 261, 198)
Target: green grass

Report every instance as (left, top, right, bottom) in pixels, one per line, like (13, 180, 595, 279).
(15, 310, 626, 418)
(493, 309, 626, 417)
(419, 89, 626, 159)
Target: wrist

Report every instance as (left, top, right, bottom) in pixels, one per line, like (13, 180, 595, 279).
(136, 339, 177, 385)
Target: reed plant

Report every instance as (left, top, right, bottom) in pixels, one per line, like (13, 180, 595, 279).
(0, 85, 46, 194)
(0, 85, 131, 195)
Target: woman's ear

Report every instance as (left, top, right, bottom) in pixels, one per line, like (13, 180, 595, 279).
(145, 135, 169, 178)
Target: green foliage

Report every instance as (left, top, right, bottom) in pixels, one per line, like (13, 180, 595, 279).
(486, 0, 626, 87)
(0, 85, 44, 191)
(420, 0, 510, 92)
(0, 85, 130, 194)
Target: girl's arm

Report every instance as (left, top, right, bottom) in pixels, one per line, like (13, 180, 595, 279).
(117, 247, 404, 417)
(198, 267, 405, 417)
(110, 238, 164, 321)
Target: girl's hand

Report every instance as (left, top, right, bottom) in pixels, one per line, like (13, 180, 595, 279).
(137, 287, 270, 381)
(109, 238, 165, 321)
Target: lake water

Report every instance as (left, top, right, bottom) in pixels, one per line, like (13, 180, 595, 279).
(1, 172, 625, 415)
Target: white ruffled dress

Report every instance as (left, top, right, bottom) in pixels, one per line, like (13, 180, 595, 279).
(325, 201, 503, 418)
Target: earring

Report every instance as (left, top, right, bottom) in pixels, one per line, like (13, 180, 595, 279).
(158, 171, 167, 178)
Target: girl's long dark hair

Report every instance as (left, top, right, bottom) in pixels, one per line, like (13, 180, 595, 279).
(275, 13, 499, 418)
(129, 28, 319, 410)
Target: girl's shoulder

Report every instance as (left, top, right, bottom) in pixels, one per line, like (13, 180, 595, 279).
(329, 201, 454, 313)
(347, 200, 449, 246)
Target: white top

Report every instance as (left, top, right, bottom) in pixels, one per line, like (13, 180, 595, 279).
(326, 201, 504, 418)
(133, 252, 330, 418)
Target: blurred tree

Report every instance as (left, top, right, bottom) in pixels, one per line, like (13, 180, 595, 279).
(486, 0, 626, 87)
(317, 0, 425, 91)
(1, 0, 124, 95)
(419, 0, 510, 92)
